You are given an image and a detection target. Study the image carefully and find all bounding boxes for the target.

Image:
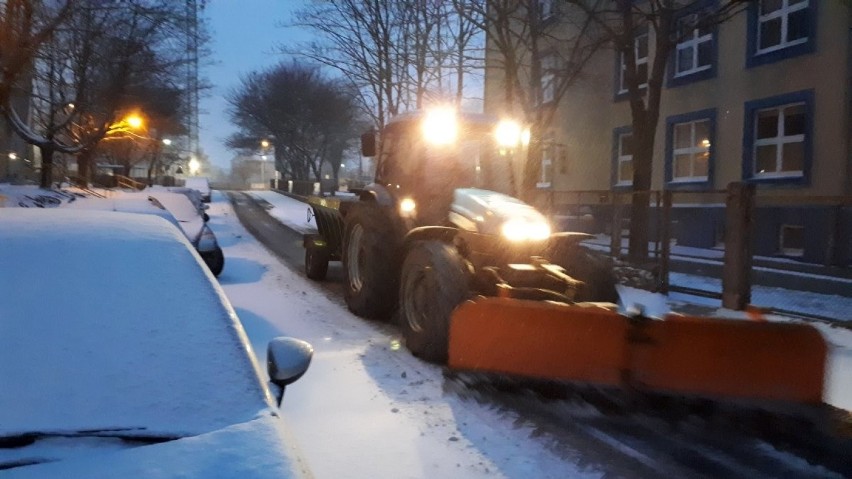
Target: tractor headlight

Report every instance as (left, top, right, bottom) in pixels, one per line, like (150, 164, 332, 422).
(500, 218, 551, 242)
(399, 197, 416, 218)
(422, 107, 457, 145)
(494, 119, 523, 148)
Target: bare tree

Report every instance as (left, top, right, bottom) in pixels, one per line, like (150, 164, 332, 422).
(471, 0, 607, 198)
(0, 0, 74, 107)
(286, 0, 483, 133)
(3, 0, 205, 187)
(562, 0, 748, 261)
(225, 62, 362, 186)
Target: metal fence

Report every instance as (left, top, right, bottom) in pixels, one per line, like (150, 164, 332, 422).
(539, 183, 852, 320)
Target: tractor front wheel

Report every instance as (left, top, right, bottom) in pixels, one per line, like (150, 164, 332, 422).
(399, 240, 470, 364)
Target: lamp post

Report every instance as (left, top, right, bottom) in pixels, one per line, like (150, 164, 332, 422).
(260, 139, 272, 189)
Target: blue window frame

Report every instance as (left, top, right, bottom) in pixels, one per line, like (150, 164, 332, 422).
(611, 126, 633, 189)
(742, 89, 814, 185)
(667, 1, 718, 88)
(665, 109, 716, 189)
(613, 29, 648, 101)
(746, 0, 817, 68)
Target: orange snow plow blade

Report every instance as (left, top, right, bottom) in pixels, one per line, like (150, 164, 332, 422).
(631, 317, 827, 404)
(448, 298, 628, 387)
(448, 297, 828, 405)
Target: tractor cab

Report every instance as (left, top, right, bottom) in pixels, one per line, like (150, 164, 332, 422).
(361, 109, 526, 226)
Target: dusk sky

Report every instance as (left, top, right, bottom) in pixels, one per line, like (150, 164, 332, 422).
(200, 0, 309, 171)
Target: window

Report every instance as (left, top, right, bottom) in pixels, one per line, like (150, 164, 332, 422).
(747, 0, 816, 67)
(742, 90, 813, 184)
(779, 224, 804, 256)
(540, 54, 557, 104)
(618, 33, 648, 95)
(538, 0, 554, 21)
(675, 13, 713, 77)
(612, 128, 633, 187)
(538, 138, 553, 188)
(666, 109, 715, 186)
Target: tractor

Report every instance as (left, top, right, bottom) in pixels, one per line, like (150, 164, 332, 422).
(306, 108, 618, 363)
(303, 108, 828, 410)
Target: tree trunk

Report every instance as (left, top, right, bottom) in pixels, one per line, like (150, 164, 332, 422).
(77, 149, 94, 186)
(628, 128, 654, 262)
(39, 145, 54, 188)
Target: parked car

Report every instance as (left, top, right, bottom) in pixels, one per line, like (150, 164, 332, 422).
(145, 190, 225, 276)
(64, 192, 225, 276)
(184, 177, 212, 203)
(147, 185, 208, 217)
(0, 208, 313, 478)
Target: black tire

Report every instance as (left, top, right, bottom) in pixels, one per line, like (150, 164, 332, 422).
(342, 205, 401, 320)
(201, 247, 225, 277)
(305, 246, 329, 280)
(399, 240, 470, 364)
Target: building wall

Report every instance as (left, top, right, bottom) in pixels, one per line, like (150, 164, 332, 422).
(484, 1, 851, 264)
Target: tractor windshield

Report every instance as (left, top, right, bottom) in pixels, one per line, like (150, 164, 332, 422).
(376, 117, 522, 198)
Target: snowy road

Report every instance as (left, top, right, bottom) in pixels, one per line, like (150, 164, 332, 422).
(205, 190, 850, 478)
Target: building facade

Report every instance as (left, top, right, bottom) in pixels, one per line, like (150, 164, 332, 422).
(484, 0, 852, 265)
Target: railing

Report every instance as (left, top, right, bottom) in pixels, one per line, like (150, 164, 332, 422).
(115, 174, 146, 190)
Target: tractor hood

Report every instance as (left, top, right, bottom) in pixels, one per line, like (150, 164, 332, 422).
(449, 188, 550, 238)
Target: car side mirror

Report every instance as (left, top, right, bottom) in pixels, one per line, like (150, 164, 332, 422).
(360, 130, 376, 157)
(203, 212, 210, 222)
(267, 337, 313, 406)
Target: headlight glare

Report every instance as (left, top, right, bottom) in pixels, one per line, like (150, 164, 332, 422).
(501, 218, 551, 242)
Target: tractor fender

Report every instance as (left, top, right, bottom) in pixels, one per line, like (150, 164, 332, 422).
(403, 226, 458, 251)
(359, 183, 394, 207)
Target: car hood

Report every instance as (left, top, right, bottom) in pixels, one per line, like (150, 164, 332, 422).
(0, 414, 312, 478)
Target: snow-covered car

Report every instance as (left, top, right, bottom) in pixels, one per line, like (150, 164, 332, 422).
(147, 185, 208, 217)
(63, 192, 225, 276)
(184, 177, 212, 203)
(0, 208, 313, 478)
(145, 190, 225, 276)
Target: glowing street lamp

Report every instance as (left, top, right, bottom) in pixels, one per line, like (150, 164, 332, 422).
(188, 157, 200, 175)
(162, 138, 172, 146)
(125, 114, 143, 130)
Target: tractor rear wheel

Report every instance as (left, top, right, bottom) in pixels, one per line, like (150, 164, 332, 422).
(342, 205, 400, 320)
(399, 240, 470, 364)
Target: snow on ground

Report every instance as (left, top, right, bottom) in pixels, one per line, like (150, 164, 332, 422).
(250, 190, 852, 413)
(205, 191, 603, 479)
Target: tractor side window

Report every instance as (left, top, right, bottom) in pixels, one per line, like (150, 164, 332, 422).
(376, 131, 399, 184)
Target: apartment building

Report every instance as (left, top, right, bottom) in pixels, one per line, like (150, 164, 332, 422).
(484, 1, 851, 265)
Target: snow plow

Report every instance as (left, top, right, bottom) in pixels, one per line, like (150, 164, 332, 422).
(303, 107, 829, 409)
(449, 297, 827, 406)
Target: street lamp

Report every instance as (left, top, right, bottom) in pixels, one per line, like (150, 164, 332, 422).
(188, 157, 200, 176)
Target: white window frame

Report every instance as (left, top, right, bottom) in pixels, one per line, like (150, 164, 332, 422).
(537, 139, 553, 188)
(674, 13, 713, 77)
(540, 54, 557, 104)
(753, 102, 805, 179)
(756, 0, 809, 55)
(616, 133, 633, 186)
(671, 119, 710, 182)
(619, 33, 648, 94)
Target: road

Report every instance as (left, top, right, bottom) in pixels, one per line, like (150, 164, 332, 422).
(225, 190, 851, 479)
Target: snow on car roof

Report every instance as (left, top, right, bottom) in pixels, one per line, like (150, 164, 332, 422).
(0, 209, 272, 438)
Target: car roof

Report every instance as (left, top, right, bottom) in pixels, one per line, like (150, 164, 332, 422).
(0, 209, 272, 438)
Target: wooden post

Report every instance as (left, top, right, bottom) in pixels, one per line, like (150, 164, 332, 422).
(659, 190, 672, 294)
(722, 182, 755, 310)
(611, 193, 623, 258)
